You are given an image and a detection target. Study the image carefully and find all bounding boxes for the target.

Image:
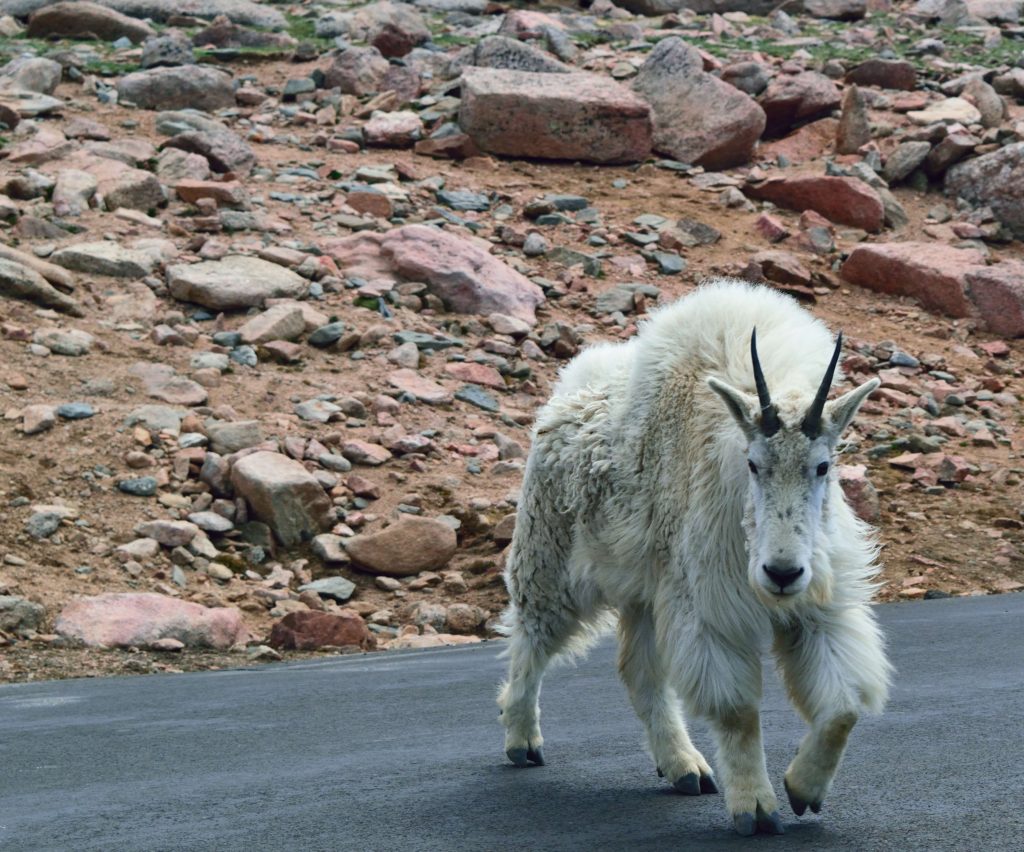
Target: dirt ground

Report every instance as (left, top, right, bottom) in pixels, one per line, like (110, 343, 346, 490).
(1, 49, 1023, 683)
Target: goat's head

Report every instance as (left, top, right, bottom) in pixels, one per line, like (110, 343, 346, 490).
(707, 330, 879, 604)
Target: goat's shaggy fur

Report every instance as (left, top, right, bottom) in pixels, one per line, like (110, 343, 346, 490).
(498, 279, 892, 835)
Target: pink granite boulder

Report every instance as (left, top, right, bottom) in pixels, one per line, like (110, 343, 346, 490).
(458, 67, 652, 164)
(55, 593, 248, 649)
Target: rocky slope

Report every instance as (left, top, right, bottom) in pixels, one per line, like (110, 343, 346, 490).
(1, 0, 1023, 681)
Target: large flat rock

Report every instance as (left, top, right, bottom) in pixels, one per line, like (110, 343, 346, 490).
(0, 0, 287, 30)
(117, 66, 235, 112)
(325, 224, 545, 324)
(25, 1, 155, 42)
(744, 174, 884, 232)
(54, 592, 248, 649)
(167, 255, 307, 310)
(840, 242, 986, 318)
(458, 67, 652, 164)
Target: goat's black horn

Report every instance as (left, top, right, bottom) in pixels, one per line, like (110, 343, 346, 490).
(751, 329, 780, 436)
(802, 332, 843, 439)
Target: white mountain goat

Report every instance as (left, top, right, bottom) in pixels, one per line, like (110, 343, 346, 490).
(498, 279, 891, 836)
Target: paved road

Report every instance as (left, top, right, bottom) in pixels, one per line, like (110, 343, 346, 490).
(1, 595, 1023, 852)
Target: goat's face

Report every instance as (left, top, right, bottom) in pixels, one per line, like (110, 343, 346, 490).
(742, 425, 830, 599)
(708, 331, 879, 604)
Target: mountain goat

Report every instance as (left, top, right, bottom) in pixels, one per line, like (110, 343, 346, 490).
(498, 279, 891, 835)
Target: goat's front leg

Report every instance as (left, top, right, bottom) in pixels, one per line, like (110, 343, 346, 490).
(774, 605, 891, 817)
(617, 604, 717, 795)
(674, 632, 783, 836)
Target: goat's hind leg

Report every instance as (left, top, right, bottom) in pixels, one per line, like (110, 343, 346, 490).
(499, 623, 556, 767)
(618, 604, 717, 795)
(499, 519, 593, 767)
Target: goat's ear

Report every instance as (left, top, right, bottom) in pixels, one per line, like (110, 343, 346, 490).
(707, 377, 758, 438)
(823, 378, 880, 440)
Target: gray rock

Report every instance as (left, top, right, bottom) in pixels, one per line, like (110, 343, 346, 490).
(294, 399, 341, 423)
(190, 352, 229, 372)
(206, 419, 262, 454)
(24, 0, 156, 42)
(57, 402, 95, 419)
(720, 61, 771, 97)
(161, 128, 255, 175)
(187, 511, 234, 533)
(134, 520, 199, 547)
(300, 575, 355, 602)
(33, 327, 93, 356)
(167, 255, 306, 310)
(436, 189, 491, 212)
(946, 142, 1024, 238)
(523, 233, 549, 257)
(51, 169, 98, 217)
(231, 451, 333, 547)
(118, 65, 234, 111)
(836, 84, 871, 155)
(883, 141, 931, 184)
(805, 0, 867, 16)
(155, 147, 211, 182)
(237, 304, 305, 344)
(308, 321, 345, 348)
(51, 242, 157, 277)
(4, 0, 287, 30)
(962, 76, 1005, 129)
(0, 257, 83, 316)
(633, 38, 765, 170)
(318, 453, 352, 473)
(125, 405, 183, 435)
(2, 57, 62, 94)
(468, 35, 569, 74)
(140, 34, 195, 69)
(455, 384, 499, 412)
(0, 595, 45, 634)
(25, 511, 62, 539)
(118, 476, 158, 496)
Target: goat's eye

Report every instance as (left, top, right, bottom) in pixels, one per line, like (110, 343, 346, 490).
(816, 461, 829, 477)
(748, 460, 758, 475)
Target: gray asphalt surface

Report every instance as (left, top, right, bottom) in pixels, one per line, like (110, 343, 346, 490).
(1, 594, 1023, 852)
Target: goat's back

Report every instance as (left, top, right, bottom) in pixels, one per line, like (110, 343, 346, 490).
(629, 279, 838, 405)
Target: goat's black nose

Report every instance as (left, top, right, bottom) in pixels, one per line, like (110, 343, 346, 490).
(763, 564, 805, 590)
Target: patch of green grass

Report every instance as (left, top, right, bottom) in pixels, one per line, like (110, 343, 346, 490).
(430, 32, 476, 48)
(672, 12, 1024, 78)
(81, 58, 137, 76)
(284, 12, 334, 50)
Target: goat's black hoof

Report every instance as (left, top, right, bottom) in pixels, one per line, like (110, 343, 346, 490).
(507, 747, 529, 767)
(784, 778, 819, 817)
(700, 774, 719, 794)
(657, 767, 664, 778)
(758, 809, 785, 835)
(674, 772, 701, 795)
(734, 813, 757, 836)
(506, 746, 544, 767)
